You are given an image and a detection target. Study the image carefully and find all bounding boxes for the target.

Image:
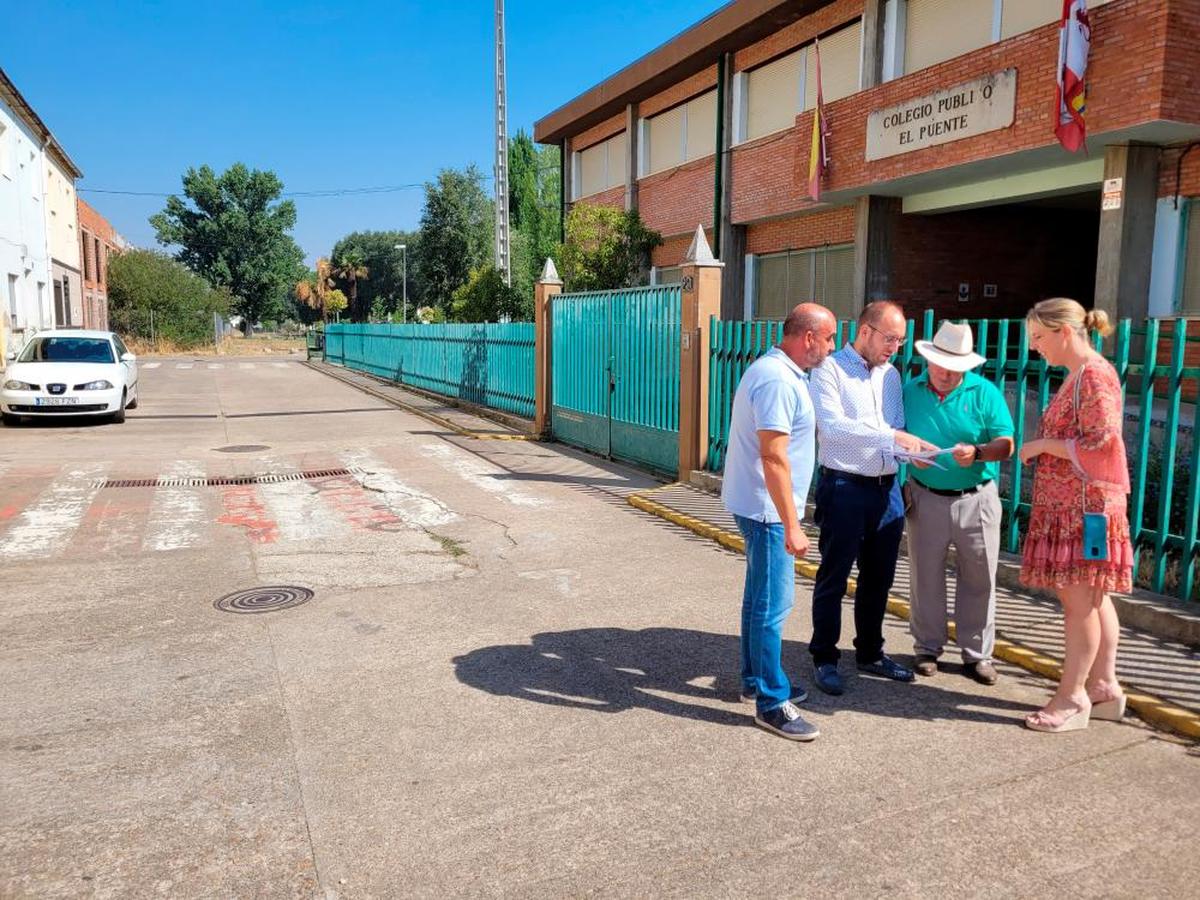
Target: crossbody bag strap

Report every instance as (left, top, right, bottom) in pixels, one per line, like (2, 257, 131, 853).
(1073, 363, 1092, 514)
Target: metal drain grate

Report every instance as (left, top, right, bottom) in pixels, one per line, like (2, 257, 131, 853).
(214, 586, 314, 614)
(97, 467, 363, 489)
(216, 444, 270, 453)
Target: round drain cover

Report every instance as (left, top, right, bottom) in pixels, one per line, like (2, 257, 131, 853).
(214, 586, 313, 614)
(215, 444, 270, 453)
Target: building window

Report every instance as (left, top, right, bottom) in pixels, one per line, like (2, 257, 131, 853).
(739, 20, 862, 144)
(81, 231, 92, 281)
(95, 238, 103, 285)
(744, 48, 804, 142)
(576, 131, 626, 199)
(903, 0, 1115, 75)
(652, 265, 684, 285)
(7, 274, 18, 325)
(1179, 199, 1200, 316)
(0, 122, 10, 179)
(753, 244, 856, 320)
(642, 90, 717, 176)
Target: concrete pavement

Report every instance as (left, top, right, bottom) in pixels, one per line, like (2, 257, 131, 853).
(1, 357, 1198, 897)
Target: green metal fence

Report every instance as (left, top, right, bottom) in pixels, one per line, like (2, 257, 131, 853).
(709, 311, 1200, 603)
(324, 322, 536, 419)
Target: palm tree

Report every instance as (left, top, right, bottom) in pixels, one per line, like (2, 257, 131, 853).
(332, 249, 369, 321)
(295, 258, 335, 320)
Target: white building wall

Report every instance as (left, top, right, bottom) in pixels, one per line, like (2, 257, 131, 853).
(0, 93, 51, 359)
(45, 154, 82, 326)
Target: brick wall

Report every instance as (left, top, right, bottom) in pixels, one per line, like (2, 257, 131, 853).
(1158, 145, 1200, 199)
(745, 206, 856, 255)
(572, 185, 625, 212)
(1162, 0, 1200, 125)
(573, 113, 625, 152)
(652, 235, 693, 268)
(639, 156, 715, 239)
(640, 66, 717, 118)
(77, 198, 117, 330)
(733, 0, 863, 71)
(891, 206, 1099, 322)
(803, 0, 1172, 199)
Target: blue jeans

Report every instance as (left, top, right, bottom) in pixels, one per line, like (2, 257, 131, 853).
(734, 514, 795, 713)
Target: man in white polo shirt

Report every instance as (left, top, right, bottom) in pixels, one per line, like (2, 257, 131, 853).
(721, 302, 836, 741)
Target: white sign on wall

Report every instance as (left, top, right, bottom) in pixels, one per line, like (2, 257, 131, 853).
(866, 69, 1018, 161)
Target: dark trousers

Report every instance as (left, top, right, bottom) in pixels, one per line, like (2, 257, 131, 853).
(809, 470, 905, 667)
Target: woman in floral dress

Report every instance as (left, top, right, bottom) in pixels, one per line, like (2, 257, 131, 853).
(1018, 298, 1133, 733)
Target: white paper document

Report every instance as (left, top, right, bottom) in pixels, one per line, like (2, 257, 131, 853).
(892, 446, 950, 470)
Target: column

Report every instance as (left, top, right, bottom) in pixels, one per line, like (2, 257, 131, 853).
(534, 258, 563, 436)
(1095, 143, 1161, 323)
(678, 225, 724, 481)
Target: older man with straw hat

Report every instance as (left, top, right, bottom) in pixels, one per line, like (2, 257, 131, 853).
(902, 321, 1015, 685)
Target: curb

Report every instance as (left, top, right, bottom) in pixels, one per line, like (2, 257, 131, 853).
(628, 485, 1200, 742)
(304, 361, 541, 442)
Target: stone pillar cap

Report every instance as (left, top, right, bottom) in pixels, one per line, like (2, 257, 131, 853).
(684, 225, 724, 268)
(537, 258, 564, 284)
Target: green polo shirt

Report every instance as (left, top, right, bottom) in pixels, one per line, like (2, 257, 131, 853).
(902, 371, 1014, 491)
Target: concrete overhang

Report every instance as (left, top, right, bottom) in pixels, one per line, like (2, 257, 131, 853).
(534, 0, 831, 145)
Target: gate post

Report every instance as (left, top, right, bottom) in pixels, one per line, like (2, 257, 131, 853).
(534, 258, 563, 436)
(678, 225, 723, 481)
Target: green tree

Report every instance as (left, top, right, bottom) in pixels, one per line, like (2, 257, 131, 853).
(331, 248, 369, 321)
(559, 205, 662, 292)
(107, 249, 231, 346)
(417, 165, 493, 311)
(149, 163, 305, 329)
(325, 288, 349, 321)
(508, 131, 561, 298)
(449, 266, 529, 322)
(329, 230, 423, 321)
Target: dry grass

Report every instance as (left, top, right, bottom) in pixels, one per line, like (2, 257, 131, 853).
(126, 334, 306, 358)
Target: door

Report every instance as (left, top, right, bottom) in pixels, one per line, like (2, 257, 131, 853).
(551, 285, 681, 475)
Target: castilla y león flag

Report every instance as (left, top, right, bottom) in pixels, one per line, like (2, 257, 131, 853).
(1055, 0, 1091, 152)
(807, 38, 830, 200)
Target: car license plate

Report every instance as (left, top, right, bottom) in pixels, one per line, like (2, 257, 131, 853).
(35, 397, 79, 406)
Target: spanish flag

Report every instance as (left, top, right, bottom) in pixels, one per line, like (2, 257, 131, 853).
(807, 38, 830, 201)
(1054, 0, 1091, 152)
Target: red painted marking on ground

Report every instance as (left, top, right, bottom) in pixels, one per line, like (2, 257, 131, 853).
(218, 485, 279, 544)
(316, 475, 404, 531)
(0, 474, 58, 524)
(73, 492, 149, 553)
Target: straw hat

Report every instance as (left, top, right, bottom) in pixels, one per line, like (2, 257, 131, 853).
(914, 321, 986, 372)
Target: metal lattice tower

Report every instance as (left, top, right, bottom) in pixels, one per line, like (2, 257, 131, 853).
(493, 0, 511, 285)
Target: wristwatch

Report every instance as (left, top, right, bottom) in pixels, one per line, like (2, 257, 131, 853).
(974, 444, 986, 462)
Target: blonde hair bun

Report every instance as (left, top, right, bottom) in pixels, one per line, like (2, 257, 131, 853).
(1084, 308, 1114, 337)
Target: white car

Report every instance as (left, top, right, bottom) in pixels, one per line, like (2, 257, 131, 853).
(2, 330, 139, 426)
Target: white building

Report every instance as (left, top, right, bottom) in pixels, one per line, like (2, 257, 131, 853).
(45, 141, 83, 327)
(1, 68, 53, 359)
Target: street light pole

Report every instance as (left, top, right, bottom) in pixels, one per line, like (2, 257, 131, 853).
(395, 244, 408, 323)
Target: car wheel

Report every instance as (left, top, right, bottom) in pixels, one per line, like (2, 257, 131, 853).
(1, 412, 19, 427)
(111, 392, 127, 424)
(126, 391, 138, 410)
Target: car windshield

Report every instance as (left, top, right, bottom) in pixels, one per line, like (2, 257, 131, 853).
(18, 337, 115, 364)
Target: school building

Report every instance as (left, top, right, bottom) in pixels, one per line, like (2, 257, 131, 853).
(534, 0, 1200, 323)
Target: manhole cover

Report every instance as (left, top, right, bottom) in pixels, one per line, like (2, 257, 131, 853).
(215, 444, 270, 453)
(214, 586, 313, 614)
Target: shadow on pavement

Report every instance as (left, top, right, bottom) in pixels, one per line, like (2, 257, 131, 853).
(453, 627, 1031, 729)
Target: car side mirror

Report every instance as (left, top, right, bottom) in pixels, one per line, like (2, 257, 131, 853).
(120, 352, 136, 363)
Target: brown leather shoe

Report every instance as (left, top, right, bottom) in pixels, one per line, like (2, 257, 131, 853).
(914, 655, 938, 677)
(965, 660, 998, 685)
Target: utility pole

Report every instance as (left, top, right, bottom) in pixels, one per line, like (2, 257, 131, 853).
(494, 0, 511, 286)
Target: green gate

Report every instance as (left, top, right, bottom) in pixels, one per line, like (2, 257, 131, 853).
(551, 285, 681, 475)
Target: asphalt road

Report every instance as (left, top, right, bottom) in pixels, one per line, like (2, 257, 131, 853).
(2, 357, 1198, 898)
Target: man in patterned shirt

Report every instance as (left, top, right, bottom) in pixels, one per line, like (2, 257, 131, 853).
(807, 301, 934, 695)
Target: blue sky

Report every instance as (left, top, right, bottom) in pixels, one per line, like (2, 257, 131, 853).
(6, 0, 725, 265)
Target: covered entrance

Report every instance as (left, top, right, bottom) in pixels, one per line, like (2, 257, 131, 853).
(550, 285, 681, 475)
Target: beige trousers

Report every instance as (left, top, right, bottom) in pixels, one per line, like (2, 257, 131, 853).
(905, 480, 1001, 662)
